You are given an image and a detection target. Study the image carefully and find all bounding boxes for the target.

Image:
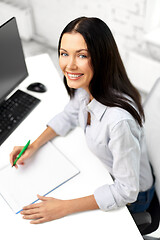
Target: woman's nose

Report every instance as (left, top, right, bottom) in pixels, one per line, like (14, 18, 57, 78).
(67, 57, 77, 70)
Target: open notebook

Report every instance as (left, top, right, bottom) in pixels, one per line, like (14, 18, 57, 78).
(0, 142, 80, 214)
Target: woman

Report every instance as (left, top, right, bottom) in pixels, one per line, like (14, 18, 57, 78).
(10, 17, 154, 224)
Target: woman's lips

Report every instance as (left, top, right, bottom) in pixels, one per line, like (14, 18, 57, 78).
(67, 72, 84, 80)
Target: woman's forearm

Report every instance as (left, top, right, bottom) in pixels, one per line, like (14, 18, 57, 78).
(65, 195, 99, 215)
(31, 126, 58, 150)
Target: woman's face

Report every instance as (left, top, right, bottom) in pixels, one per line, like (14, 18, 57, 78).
(59, 32, 93, 93)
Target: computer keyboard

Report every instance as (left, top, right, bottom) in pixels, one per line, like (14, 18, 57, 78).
(0, 90, 40, 145)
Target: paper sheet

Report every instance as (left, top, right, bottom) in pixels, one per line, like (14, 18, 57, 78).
(0, 142, 79, 213)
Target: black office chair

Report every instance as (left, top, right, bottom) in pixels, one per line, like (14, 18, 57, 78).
(132, 191, 160, 239)
(131, 78, 160, 240)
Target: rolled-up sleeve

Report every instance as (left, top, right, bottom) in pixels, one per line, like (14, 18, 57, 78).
(94, 120, 141, 211)
(47, 91, 80, 136)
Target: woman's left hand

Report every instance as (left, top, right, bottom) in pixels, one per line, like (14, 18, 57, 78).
(21, 194, 69, 224)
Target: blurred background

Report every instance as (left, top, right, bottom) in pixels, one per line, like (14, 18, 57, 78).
(0, 0, 160, 237)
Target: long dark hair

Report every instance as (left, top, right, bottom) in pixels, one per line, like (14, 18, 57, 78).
(58, 17, 145, 127)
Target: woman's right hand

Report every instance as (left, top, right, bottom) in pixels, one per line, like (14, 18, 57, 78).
(9, 127, 58, 169)
(10, 144, 37, 169)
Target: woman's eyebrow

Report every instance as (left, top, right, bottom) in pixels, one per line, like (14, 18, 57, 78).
(60, 48, 67, 52)
(60, 48, 88, 53)
(76, 49, 88, 53)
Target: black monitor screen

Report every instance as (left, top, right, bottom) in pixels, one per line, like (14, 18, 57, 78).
(0, 17, 28, 104)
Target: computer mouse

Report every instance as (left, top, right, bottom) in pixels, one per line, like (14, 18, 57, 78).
(27, 82, 47, 93)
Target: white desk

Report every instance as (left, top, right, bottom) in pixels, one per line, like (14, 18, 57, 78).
(0, 54, 143, 240)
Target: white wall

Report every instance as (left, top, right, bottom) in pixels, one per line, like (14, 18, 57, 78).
(3, 0, 28, 7)
(1, 0, 148, 50)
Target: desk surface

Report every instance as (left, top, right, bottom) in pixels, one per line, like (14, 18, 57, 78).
(0, 54, 143, 240)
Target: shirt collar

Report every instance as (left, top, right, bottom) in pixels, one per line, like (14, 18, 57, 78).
(77, 88, 107, 121)
(77, 88, 90, 102)
(87, 99, 107, 121)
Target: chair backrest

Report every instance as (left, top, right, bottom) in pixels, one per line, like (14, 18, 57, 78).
(143, 78, 160, 204)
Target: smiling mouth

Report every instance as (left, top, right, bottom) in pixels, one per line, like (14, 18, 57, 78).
(67, 72, 84, 80)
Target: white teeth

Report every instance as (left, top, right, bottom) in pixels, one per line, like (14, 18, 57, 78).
(68, 73, 82, 78)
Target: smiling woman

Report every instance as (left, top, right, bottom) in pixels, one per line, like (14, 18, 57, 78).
(10, 16, 154, 225)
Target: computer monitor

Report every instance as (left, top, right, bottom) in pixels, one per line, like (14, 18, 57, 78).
(0, 17, 28, 104)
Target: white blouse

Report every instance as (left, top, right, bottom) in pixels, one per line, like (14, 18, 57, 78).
(48, 88, 153, 211)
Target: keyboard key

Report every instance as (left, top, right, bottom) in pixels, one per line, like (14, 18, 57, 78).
(0, 90, 40, 145)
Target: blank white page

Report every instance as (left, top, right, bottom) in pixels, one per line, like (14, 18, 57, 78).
(0, 142, 79, 214)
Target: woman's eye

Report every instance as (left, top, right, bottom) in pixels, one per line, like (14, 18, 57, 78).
(61, 52, 68, 57)
(79, 54, 87, 59)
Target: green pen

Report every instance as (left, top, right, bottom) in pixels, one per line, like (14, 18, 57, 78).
(12, 140, 30, 167)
